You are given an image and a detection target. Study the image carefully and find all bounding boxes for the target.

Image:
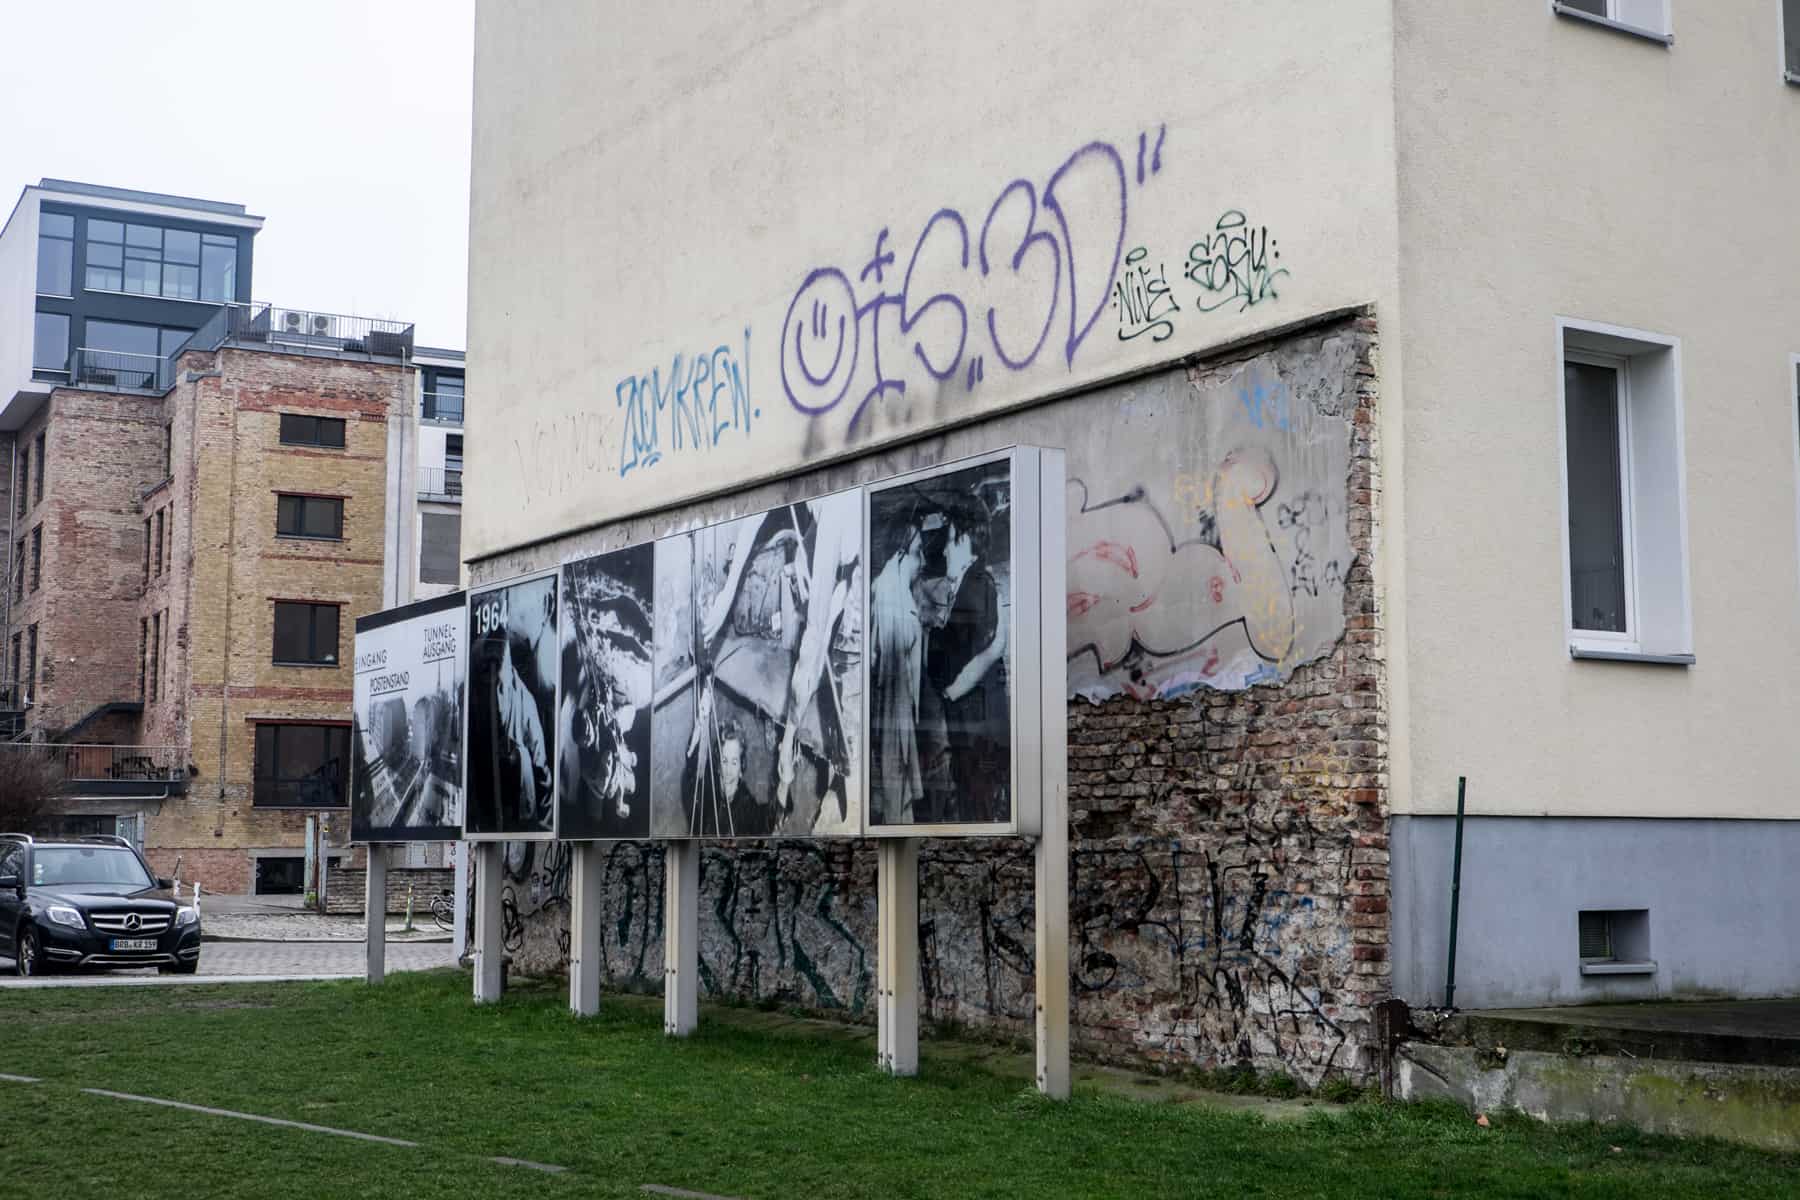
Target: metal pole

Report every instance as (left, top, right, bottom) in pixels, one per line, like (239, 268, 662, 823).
(1444, 776, 1467, 1010)
(473, 842, 503, 1003)
(570, 842, 602, 1017)
(877, 838, 920, 1076)
(664, 842, 698, 1035)
(365, 844, 387, 985)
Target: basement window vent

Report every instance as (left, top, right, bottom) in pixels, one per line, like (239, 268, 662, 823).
(1578, 908, 1655, 976)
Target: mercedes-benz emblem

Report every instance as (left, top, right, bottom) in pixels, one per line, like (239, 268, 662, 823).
(124, 913, 141, 932)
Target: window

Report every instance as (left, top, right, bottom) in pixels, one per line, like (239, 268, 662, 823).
(143, 517, 153, 584)
(149, 612, 161, 701)
(445, 433, 464, 471)
(152, 510, 164, 576)
(32, 313, 69, 379)
(11, 539, 21, 603)
(273, 601, 341, 665)
(425, 373, 465, 422)
(163, 424, 173, 480)
(420, 512, 462, 585)
(1786, 0, 1800, 81)
(36, 212, 73, 295)
(278, 413, 346, 448)
(164, 509, 173, 573)
(25, 625, 36, 695)
(7, 634, 18, 694)
(1559, 320, 1691, 660)
(276, 494, 344, 540)
(33, 432, 44, 503)
(201, 233, 238, 302)
(29, 526, 41, 592)
(14, 448, 27, 520)
(138, 618, 148, 701)
(1554, 0, 1672, 41)
(253, 723, 351, 807)
(85, 219, 124, 291)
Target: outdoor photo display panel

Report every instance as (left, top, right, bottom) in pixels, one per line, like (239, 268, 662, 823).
(650, 488, 865, 838)
(350, 591, 466, 843)
(865, 447, 1053, 837)
(462, 571, 559, 840)
(556, 544, 655, 840)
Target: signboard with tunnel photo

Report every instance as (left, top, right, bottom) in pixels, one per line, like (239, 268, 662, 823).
(350, 591, 467, 843)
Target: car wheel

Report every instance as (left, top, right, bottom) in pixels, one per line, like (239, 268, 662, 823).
(14, 926, 40, 977)
(158, 957, 199, 976)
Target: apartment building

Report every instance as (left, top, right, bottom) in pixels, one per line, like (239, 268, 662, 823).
(462, 0, 1800, 1080)
(0, 179, 436, 893)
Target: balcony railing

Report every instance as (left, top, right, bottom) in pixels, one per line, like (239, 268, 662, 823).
(72, 348, 174, 393)
(421, 391, 464, 424)
(418, 466, 463, 501)
(0, 743, 185, 785)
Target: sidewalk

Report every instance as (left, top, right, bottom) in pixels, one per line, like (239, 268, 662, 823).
(198, 894, 452, 944)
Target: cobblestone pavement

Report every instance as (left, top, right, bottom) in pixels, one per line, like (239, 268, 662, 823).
(202, 910, 453, 943)
(0, 940, 459, 987)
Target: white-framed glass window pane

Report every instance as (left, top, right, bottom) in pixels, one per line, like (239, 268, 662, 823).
(1786, 0, 1800, 76)
(36, 219, 73, 295)
(1565, 360, 1630, 634)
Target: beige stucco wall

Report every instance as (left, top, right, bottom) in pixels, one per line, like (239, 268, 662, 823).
(467, 0, 1402, 561)
(1391, 2, 1800, 819)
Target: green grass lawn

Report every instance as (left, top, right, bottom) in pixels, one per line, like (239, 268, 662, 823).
(1, 970, 1794, 1199)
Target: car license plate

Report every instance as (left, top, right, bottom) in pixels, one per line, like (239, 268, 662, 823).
(110, 938, 158, 951)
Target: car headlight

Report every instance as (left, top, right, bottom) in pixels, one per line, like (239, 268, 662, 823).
(45, 905, 85, 929)
(175, 906, 199, 928)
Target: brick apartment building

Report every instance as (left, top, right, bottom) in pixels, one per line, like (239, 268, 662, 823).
(0, 180, 459, 894)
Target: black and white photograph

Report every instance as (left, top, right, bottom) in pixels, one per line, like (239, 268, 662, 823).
(350, 592, 466, 842)
(650, 490, 864, 838)
(556, 544, 655, 840)
(867, 457, 1015, 829)
(463, 572, 559, 840)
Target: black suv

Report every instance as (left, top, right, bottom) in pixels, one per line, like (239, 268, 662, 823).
(0, 834, 201, 977)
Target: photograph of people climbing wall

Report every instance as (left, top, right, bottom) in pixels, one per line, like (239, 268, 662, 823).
(865, 453, 1020, 833)
(463, 571, 559, 840)
(556, 544, 655, 840)
(650, 489, 864, 838)
(350, 592, 467, 842)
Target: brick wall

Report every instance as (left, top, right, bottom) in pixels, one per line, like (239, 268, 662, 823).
(479, 313, 1388, 1085)
(146, 347, 406, 887)
(325, 866, 455, 915)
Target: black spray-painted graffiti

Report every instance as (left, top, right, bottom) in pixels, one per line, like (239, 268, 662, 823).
(1186, 210, 1287, 313)
(1112, 246, 1181, 343)
(615, 329, 757, 478)
(780, 125, 1168, 439)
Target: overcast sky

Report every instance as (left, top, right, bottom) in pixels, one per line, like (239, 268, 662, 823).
(0, 0, 474, 349)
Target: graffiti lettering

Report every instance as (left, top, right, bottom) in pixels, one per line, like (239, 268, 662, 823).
(617, 329, 756, 478)
(1186, 210, 1288, 314)
(1112, 246, 1181, 343)
(780, 126, 1165, 439)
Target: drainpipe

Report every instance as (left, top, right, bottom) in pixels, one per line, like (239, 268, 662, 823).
(208, 365, 239, 838)
(1444, 775, 1468, 1010)
(182, 369, 219, 803)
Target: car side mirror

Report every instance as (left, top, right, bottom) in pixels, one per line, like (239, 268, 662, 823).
(0, 874, 20, 893)
(156, 876, 173, 889)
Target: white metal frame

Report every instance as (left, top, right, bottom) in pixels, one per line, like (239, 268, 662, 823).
(1782, 0, 1800, 84)
(1555, 318, 1691, 659)
(1561, 348, 1639, 648)
(1550, 0, 1673, 43)
(460, 567, 562, 843)
(861, 446, 1051, 838)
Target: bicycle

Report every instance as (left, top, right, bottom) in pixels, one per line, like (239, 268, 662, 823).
(430, 889, 456, 932)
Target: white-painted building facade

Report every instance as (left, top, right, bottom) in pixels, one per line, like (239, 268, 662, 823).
(463, 1, 1800, 1013)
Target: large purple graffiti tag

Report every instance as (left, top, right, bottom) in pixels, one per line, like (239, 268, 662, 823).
(780, 125, 1168, 441)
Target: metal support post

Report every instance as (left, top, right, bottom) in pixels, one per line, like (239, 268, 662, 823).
(570, 841, 602, 1017)
(364, 844, 387, 985)
(663, 841, 698, 1036)
(877, 838, 920, 1076)
(473, 841, 504, 1003)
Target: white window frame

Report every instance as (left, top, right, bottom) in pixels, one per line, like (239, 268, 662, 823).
(1790, 355, 1800, 599)
(1784, 0, 1800, 84)
(1551, 0, 1674, 46)
(1555, 318, 1693, 662)
(1563, 349, 1639, 647)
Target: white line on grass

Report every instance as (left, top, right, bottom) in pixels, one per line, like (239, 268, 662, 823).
(491, 1156, 569, 1173)
(81, 1088, 419, 1147)
(642, 1186, 744, 1200)
(0, 1073, 41, 1084)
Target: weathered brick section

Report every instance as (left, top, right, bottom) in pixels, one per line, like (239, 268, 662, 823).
(493, 313, 1388, 1086)
(144, 347, 404, 889)
(325, 866, 455, 915)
